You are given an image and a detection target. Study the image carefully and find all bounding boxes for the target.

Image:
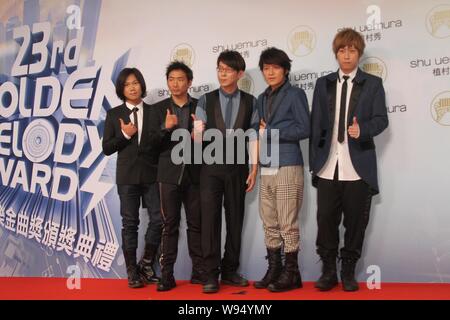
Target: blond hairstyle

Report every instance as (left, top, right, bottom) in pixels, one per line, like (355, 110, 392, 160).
(332, 28, 365, 57)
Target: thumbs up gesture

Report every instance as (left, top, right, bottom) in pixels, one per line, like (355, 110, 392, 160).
(348, 116, 360, 139)
(119, 118, 137, 137)
(191, 114, 205, 142)
(259, 118, 267, 136)
(165, 109, 178, 129)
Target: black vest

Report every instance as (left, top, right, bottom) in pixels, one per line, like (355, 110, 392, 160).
(204, 89, 254, 165)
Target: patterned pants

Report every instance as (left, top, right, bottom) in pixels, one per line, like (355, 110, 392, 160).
(259, 166, 304, 253)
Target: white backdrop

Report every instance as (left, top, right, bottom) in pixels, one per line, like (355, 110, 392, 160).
(1, 0, 449, 282)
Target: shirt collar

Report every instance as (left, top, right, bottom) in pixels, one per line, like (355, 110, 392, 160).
(125, 101, 143, 111)
(264, 79, 287, 97)
(219, 87, 239, 99)
(338, 68, 357, 83)
(170, 95, 192, 109)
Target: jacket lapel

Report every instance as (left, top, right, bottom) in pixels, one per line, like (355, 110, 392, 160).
(347, 68, 366, 125)
(326, 72, 338, 128)
(233, 90, 248, 130)
(118, 103, 131, 123)
(141, 103, 149, 138)
(267, 81, 290, 124)
(121, 103, 138, 145)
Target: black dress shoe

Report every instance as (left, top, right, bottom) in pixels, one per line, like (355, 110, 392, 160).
(221, 272, 249, 287)
(157, 275, 176, 292)
(203, 278, 219, 294)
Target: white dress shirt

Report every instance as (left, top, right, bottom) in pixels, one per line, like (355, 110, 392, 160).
(122, 101, 143, 144)
(318, 68, 361, 181)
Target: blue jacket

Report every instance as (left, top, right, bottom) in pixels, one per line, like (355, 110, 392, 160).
(309, 69, 388, 194)
(256, 81, 310, 167)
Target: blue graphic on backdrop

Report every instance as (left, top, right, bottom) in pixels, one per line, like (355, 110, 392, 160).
(0, 0, 129, 277)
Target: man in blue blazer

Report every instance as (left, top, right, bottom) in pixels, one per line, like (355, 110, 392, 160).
(254, 47, 310, 292)
(309, 29, 388, 292)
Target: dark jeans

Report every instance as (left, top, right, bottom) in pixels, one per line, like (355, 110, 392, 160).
(159, 173, 203, 275)
(316, 176, 372, 260)
(117, 183, 162, 254)
(200, 164, 248, 278)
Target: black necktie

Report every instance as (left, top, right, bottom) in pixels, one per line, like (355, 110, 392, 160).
(338, 76, 349, 143)
(132, 107, 139, 133)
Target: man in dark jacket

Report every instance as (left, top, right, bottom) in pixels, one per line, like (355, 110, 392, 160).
(102, 68, 162, 288)
(149, 61, 204, 291)
(254, 47, 310, 293)
(309, 29, 388, 292)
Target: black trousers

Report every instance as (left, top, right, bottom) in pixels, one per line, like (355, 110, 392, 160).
(316, 174, 372, 260)
(159, 172, 203, 275)
(117, 183, 162, 254)
(200, 164, 248, 278)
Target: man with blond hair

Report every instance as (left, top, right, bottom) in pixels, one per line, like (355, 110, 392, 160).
(309, 28, 388, 291)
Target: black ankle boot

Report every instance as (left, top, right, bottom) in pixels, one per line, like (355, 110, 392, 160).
(315, 255, 338, 291)
(157, 273, 176, 291)
(341, 258, 359, 291)
(124, 251, 144, 288)
(267, 251, 302, 292)
(221, 272, 249, 287)
(191, 269, 207, 285)
(254, 247, 282, 289)
(203, 275, 219, 294)
(138, 245, 160, 284)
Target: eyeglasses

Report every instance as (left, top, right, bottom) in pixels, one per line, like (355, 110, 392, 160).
(216, 67, 236, 74)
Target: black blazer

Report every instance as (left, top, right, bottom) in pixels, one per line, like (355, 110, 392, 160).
(309, 69, 388, 194)
(102, 103, 158, 184)
(149, 97, 201, 185)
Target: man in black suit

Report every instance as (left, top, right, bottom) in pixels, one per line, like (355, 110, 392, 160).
(102, 68, 162, 288)
(309, 29, 388, 292)
(148, 61, 205, 291)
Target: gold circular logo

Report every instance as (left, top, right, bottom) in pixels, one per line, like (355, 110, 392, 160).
(170, 43, 195, 67)
(287, 25, 316, 57)
(238, 73, 254, 95)
(360, 57, 388, 82)
(426, 4, 450, 39)
(431, 91, 450, 126)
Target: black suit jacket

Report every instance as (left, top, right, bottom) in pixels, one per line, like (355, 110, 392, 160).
(149, 97, 201, 185)
(102, 102, 158, 184)
(309, 69, 388, 194)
